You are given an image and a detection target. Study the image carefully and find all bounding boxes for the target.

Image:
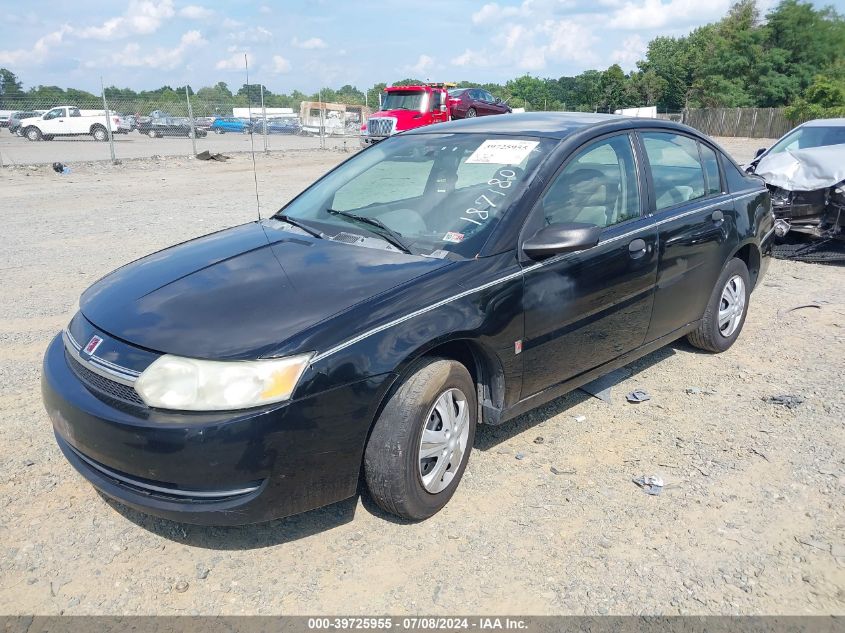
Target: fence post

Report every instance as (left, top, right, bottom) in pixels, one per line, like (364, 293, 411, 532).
(185, 86, 197, 157)
(100, 77, 116, 164)
(766, 108, 775, 138)
(750, 108, 758, 138)
(260, 85, 268, 152)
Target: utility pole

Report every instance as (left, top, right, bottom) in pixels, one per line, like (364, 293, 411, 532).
(185, 85, 197, 156)
(100, 77, 116, 164)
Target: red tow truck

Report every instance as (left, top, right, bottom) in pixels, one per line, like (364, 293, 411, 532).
(360, 83, 453, 146)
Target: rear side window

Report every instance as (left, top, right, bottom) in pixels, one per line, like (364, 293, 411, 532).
(699, 144, 722, 195)
(642, 132, 706, 211)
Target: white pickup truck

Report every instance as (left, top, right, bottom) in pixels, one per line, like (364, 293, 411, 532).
(18, 106, 130, 142)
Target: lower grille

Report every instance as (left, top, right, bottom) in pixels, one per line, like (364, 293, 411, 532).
(367, 118, 394, 137)
(66, 352, 146, 407)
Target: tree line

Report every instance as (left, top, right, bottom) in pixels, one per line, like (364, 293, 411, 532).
(1, 0, 842, 120)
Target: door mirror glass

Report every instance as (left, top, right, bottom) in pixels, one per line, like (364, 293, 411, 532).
(495, 97, 502, 104)
(523, 223, 602, 260)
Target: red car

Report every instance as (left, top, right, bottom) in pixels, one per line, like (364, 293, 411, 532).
(447, 88, 511, 119)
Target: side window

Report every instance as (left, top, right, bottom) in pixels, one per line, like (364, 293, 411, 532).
(699, 144, 722, 195)
(470, 89, 482, 101)
(43, 108, 63, 120)
(431, 91, 443, 110)
(642, 132, 706, 211)
(541, 134, 641, 228)
(69, 108, 81, 117)
(481, 91, 494, 103)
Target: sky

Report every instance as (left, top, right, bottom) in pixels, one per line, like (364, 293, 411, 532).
(2, 0, 844, 94)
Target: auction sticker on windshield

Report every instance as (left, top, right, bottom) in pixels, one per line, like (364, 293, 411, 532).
(466, 139, 539, 165)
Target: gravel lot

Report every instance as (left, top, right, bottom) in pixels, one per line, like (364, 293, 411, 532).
(0, 139, 842, 616)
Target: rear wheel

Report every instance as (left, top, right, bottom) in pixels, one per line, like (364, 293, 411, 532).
(25, 127, 42, 141)
(364, 358, 476, 520)
(687, 258, 751, 353)
(466, 107, 477, 118)
(91, 126, 108, 142)
(147, 129, 158, 138)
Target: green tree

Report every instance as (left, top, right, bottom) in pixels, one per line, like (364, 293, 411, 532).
(0, 68, 24, 107)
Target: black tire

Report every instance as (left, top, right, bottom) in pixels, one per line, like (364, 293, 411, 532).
(91, 126, 108, 142)
(364, 357, 476, 520)
(147, 129, 158, 138)
(466, 107, 477, 118)
(24, 127, 42, 141)
(687, 258, 751, 353)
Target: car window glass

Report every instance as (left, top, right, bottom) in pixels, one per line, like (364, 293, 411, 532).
(284, 133, 554, 257)
(541, 134, 641, 228)
(699, 144, 722, 195)
(69, 108, 81, 117)
(642, 132, 706, 210)
(44, 108, 63, 120)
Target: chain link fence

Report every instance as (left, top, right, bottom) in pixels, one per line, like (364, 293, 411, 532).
(0, 93, 806, 167)
(0, 91, 368, 166)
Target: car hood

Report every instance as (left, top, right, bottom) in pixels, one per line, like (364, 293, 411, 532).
(80, 222, 451, 359)
(755, 143, 845, 191)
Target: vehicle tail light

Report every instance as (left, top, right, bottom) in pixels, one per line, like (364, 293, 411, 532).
(447, 98, 460, 106)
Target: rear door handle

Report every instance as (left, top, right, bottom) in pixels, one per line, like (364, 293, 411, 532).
(628, 238, 647, 258)
(711, 210, 724, 222)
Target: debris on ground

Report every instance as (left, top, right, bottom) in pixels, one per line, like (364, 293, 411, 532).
(515, 453, 525, 460)
(573, 414, 587, 423)
(632, 475, 664, 496)
(533, 436, 545, 445)
(626, 389, 651, 403)
(195, 150, 231, 162)
(763, 394, 805, 409)
(550, 466, 576, 475)
(579, 368, 631, 404)
(51, 162, 70, 175)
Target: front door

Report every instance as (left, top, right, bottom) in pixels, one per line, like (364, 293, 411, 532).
(520, 132, 658, 398)
(40, 108, 65, 134)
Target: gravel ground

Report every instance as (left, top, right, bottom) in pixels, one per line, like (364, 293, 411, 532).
(0, 139, 842, 616)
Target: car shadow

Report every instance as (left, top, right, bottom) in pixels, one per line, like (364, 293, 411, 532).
(103, 344, 680, 545)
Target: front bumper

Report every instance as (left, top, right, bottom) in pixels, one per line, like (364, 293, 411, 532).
(42, 333, 394, 525)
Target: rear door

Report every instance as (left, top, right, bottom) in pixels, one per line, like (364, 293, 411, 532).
(639, 131, 735, 341)
(520, 132, 658, 398)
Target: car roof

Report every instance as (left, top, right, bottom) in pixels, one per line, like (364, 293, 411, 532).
(802, 118, 845, 127)
(403, 111, 674, 139)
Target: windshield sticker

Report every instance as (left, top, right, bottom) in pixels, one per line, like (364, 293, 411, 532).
(466, 140, 539, 165)
(442, 231, 465, 243)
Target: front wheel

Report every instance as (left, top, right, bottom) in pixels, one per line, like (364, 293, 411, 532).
(147, 129, 158, 138)
(687, 257, 751, 353)
(25, 127, 42, 141)
(364, 358, 476, 520)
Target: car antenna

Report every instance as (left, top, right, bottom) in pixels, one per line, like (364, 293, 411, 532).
(245, 53, 261, 222)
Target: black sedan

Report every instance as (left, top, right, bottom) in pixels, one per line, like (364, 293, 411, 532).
(42, 113, 774, 525)
(146, 117, 206, 138)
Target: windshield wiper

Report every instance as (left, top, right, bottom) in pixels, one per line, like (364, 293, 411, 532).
(325, 208, 412, 254)
(274, 214, 324, 239)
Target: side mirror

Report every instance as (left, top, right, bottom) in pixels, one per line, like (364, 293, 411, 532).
(439, 104, 447, 113)
(522, 223, 602, 260)
(754, 147, 766, 158)
(495, 97, 502, 104)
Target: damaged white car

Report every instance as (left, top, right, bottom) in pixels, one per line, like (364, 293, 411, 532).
(746, 118, 845, 241)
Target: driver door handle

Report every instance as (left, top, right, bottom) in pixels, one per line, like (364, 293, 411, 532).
(628, 238, 647, 258)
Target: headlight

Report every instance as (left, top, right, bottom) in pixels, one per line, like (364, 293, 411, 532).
(135, 353, 313, 411)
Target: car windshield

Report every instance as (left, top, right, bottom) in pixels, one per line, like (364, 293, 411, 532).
(767, 125, 845, 155)
(381, 91, 425, 111)
(276, 133, 555, 257)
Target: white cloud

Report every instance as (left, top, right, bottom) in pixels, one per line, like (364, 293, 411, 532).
(228, 27, 273, 43)
(77, 0, 175, 40)
(179, 4, 214, 19)
(607, 0, 730, 29)
(405, 54, 435, 77)
(0, 25, 72, 66)
(271, 55, 291, 73)
(259, 5, 272, 13)
(610, 34, 646, 69)
(291, 37, 327, 49)
(452, 48, 492, 68)
(471, 2, 524, 24)
(216, 51, 253, 70)
(101, 29, 206, 70)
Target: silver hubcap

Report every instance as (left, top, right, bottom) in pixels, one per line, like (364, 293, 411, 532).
(718, 274, 745, 337)
(466, 109, 476, 118)
(418, 388, 470, 494)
